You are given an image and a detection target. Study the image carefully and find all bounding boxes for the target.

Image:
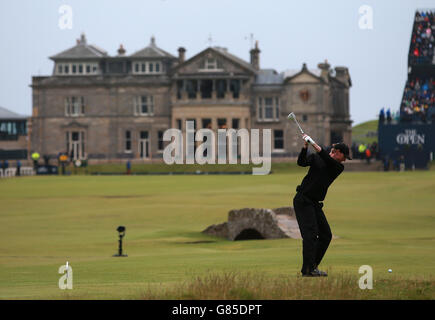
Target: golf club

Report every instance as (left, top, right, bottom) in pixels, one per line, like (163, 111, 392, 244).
(287, 112, 305, 135)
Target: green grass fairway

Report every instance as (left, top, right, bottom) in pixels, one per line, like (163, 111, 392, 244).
(1, 170, 434, 299)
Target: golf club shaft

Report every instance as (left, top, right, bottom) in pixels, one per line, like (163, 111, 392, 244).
(294, 120, 304, 134)
(289, 113, 304, 134)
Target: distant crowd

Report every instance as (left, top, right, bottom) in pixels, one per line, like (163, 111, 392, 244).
(400, 77, 435, 122)
(378, 108, 400, 124)
(409, 11, 435, 65)
(351, 142, 378, 163)
(378, 76, 435, 124)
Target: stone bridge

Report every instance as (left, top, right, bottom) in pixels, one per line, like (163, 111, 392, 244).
(202, 207, 303, 240)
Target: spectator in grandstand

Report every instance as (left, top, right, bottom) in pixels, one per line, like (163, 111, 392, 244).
(386, 109, 392, 123)
(379, 108, 385, 124)
(410, 11, 435, 65)
(400, 76, 435, 122)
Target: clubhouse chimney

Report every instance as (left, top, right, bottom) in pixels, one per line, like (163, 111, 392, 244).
(317, 59, 331, 82)
(334, 66, 351, 87)
(178, 47, 186, 64)
(250, 41, 260, 70)
(117, 44, 126, 56)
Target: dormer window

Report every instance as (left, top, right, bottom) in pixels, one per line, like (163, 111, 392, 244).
(199, 57, 223, 72)
(132, 61, 163, 74)
(206, 58, 217, 70)
(56, 62, 99, 75)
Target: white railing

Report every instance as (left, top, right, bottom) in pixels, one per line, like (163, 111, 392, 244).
(21, 167, 35, 176)
(0, 167, 35, 178)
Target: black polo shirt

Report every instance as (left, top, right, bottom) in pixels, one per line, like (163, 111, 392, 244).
(296, 147, 344, 202)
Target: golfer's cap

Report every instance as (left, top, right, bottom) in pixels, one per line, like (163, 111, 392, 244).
(332, 142, 352, 160)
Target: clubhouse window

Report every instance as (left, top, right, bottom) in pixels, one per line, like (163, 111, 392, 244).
(258, 96, 280, 121)
(177, 80, 183, 99)
(274, 130, 284, 150)
(57, 62, 98, 75)
(230, 79, 240, 99)
(65, 96, 85, 116)
(132, 61, 162, 74)
(158, 131, 164, 151)
(232, 118, 239, 129)
(202, 118, 212, 129)
(217, 118, 227, 129)
(200, 80, 213, 99)
(134, 95, 154, 116)
(176, 119, 182, 130)
(216, 79, 227, 99)
(125, 130, 132, 152)
(186, 80, 198, 99)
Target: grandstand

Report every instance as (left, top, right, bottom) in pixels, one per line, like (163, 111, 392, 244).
(378, 9, 435, 169)
(402, 10, 435, 123)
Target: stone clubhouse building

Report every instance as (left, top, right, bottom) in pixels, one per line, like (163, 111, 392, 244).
(30, 34, 352, 163)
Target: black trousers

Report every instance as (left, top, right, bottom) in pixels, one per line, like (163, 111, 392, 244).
(293, 193, 332, 274)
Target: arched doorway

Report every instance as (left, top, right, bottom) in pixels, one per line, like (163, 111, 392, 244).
(234, 228, 264, 241)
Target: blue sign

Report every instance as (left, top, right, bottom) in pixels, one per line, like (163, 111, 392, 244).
(36, 165, 59, 175)
(378, 123, 434, 169)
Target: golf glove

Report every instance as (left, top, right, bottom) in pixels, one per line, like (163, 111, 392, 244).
(304, 135, 315, 145)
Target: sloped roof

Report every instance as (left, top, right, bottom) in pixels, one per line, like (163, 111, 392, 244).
(255, 69, 284, 84)
(212, 47, 257, 73)
(50, 34, 107, 60)
(255, 67, 323, 85)
(0, 106, 28, 119)
(130, 36, 176, 58)
(173, 46, 257, 74)
(282, 68, 321, 79)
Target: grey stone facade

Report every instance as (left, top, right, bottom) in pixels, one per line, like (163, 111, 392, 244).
(30, 34, 352, 163)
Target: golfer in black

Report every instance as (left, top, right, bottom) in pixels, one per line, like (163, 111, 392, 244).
(293, 133, 351, 277)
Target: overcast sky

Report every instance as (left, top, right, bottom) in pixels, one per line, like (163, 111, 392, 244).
(0, 0, 434, 125)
